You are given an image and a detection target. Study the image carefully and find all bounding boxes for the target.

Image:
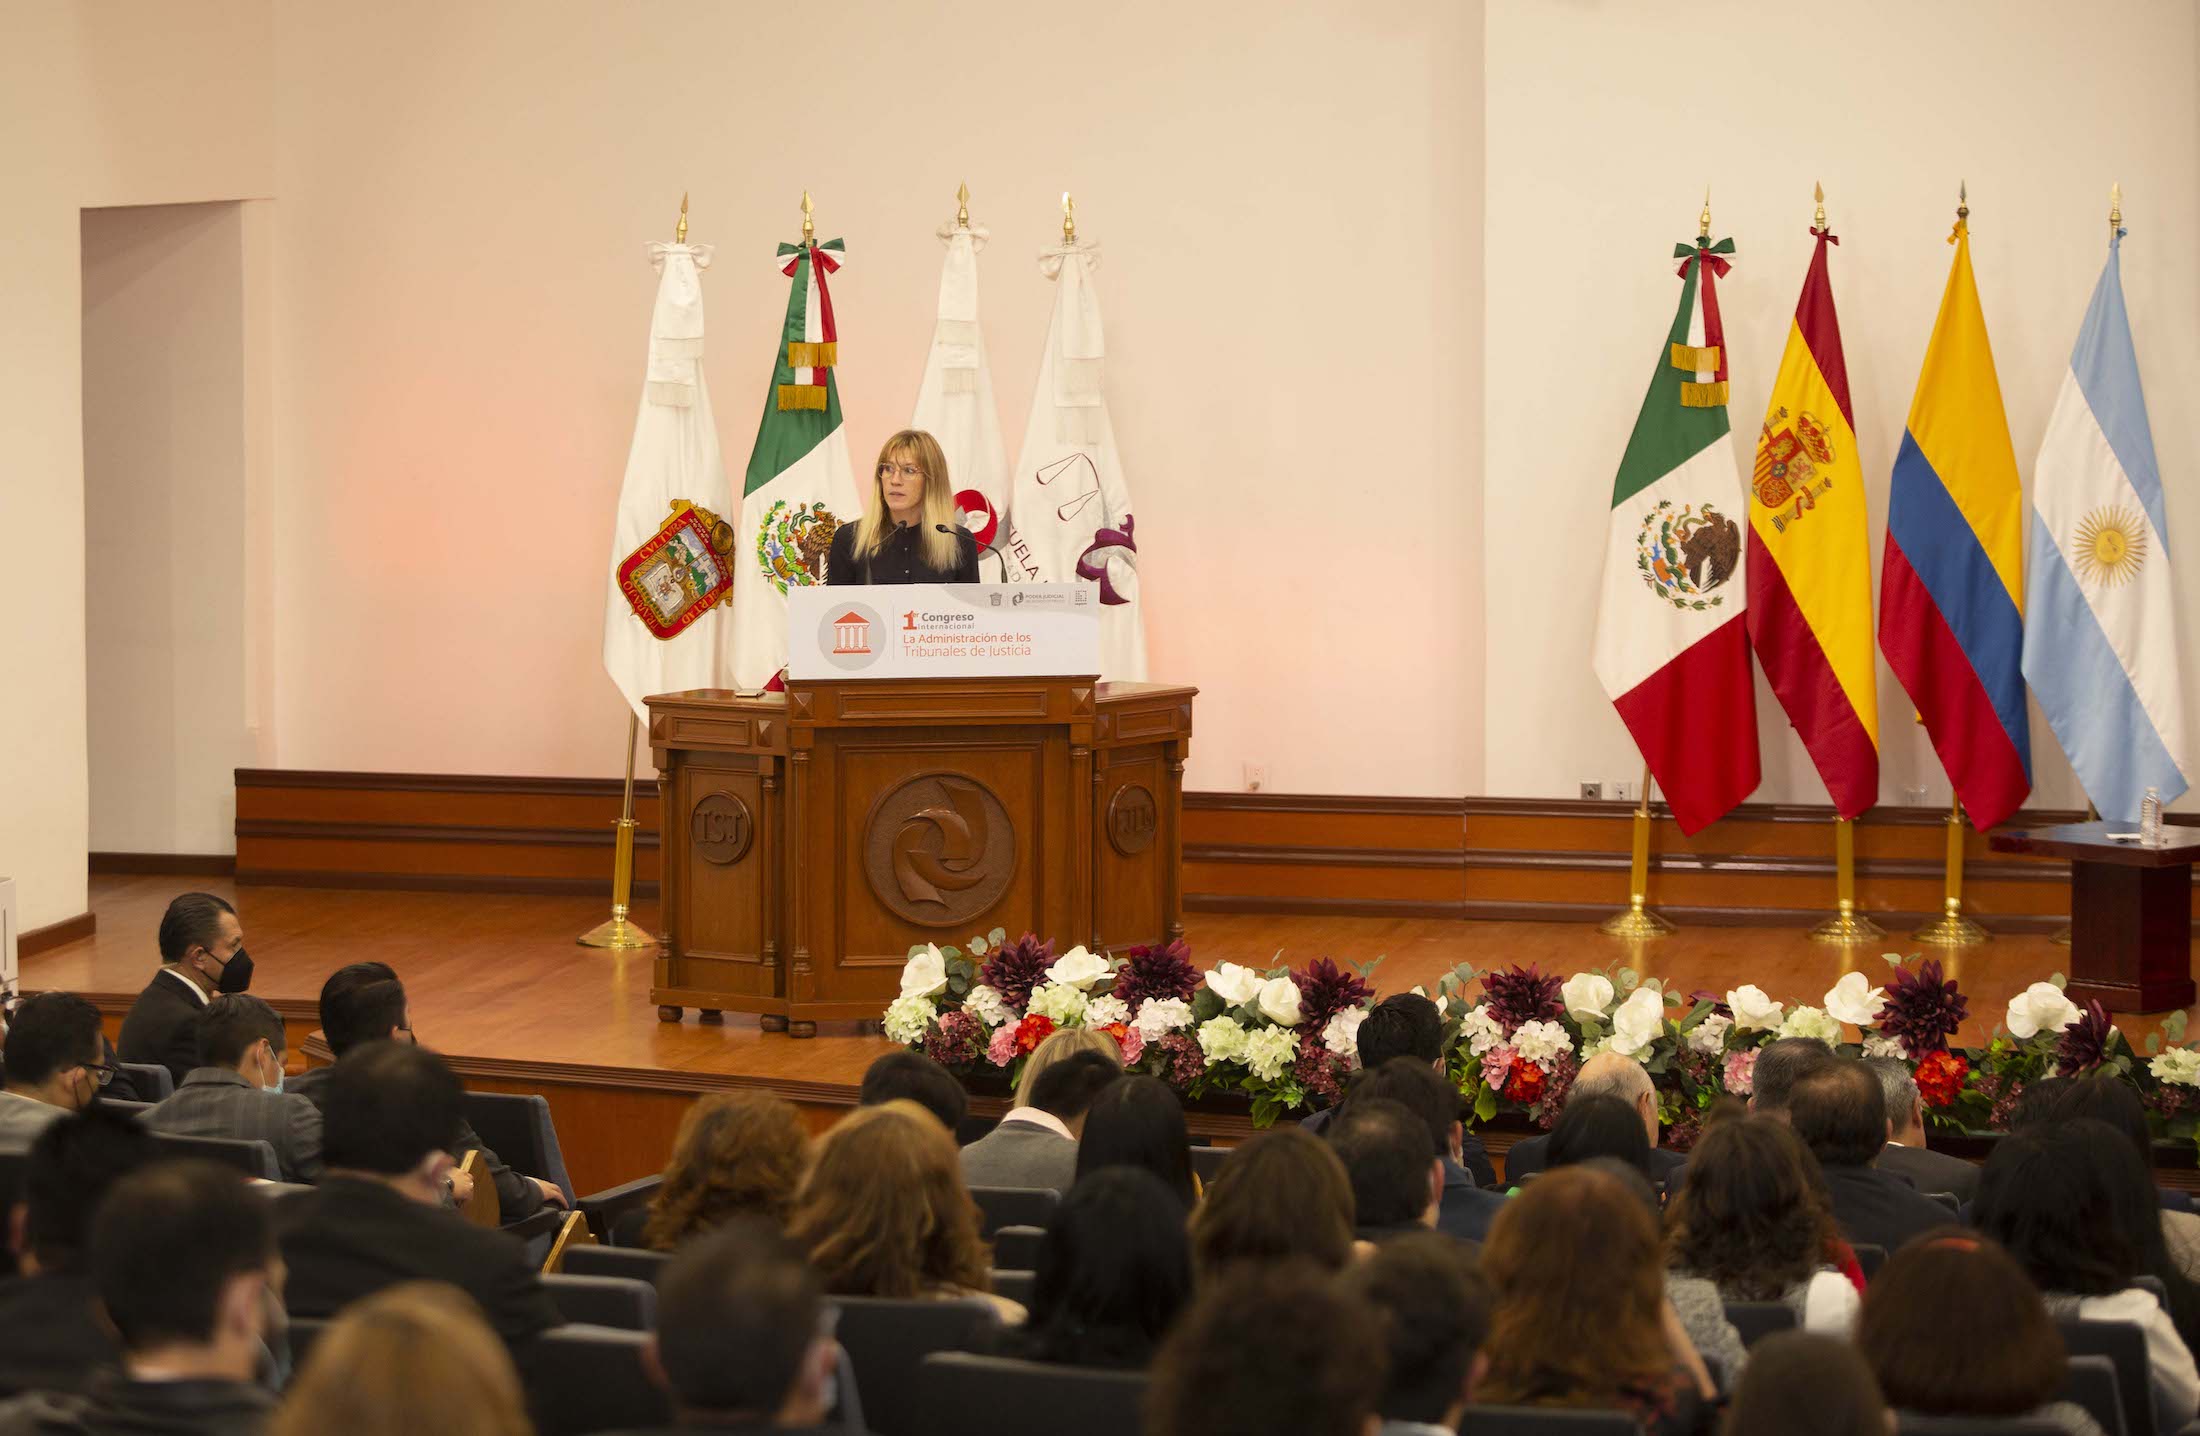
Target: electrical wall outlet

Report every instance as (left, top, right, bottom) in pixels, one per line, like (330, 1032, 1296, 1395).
(1579, 781, 1603, 800)
(1611, 779, 1638, 803)
(1244, 762, 1267, 792)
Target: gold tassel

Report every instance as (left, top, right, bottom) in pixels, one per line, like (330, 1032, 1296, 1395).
(776, 384, 828, 411)
(1679, 381, 1730, 408)
(1669, 342, 1721, 372)
(786, 341, 839, 369)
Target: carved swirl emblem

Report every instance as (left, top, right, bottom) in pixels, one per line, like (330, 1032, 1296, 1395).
(691, 793, 754, 866)
(864, 773, 1015, 928)
(1106, 784, 1158, 856)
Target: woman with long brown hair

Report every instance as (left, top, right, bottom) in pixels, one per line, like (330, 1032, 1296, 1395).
(634, 1091, 810, 1250)
(1188, 1127, 1356, 1281)
(271, 1282, 532, 1436)
(1666, 1116, 1859, 1333)
(826, 429, 979, 584)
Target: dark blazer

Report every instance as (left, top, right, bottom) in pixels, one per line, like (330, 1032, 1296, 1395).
(116, 970, 209, 1090)
(1438, 1158, 1508, 1242)
(145, 1070, 325, 1184)
(0, 1272, 118, 1399)
(1500, 1132, 1688, 1189)
(274, 1176, 560, 1357)
(289, 1066, 546, 1223)
(0, 1372, 273, 1436)
(957, 1118, 1077, 1193)
(1300, 1105, 1499, 1191)
(1820, 1161, 1951, 1257)
(1876, 1140, 1980, 1205)
(826, 521, 980, 584)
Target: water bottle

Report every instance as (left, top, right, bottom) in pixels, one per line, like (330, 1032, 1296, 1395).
(2141, 787, 2163, 846)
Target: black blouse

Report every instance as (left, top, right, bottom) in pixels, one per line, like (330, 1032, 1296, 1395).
(826, 521, 981, 585)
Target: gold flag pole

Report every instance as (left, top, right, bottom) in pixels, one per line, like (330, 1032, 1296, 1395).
(1810, 817, 1884, 944)
(956, 180, 970, 230)
(1600, 763, 1676, 940)
(1914, 793, 1986, 947)
(1062, 191, 1077, 244)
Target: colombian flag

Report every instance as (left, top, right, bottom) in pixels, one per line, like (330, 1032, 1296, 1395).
(1747, 227, 1879, 818)
(1879, 214, 2031, 830)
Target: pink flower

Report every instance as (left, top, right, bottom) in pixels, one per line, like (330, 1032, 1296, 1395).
(1481, 1044, 1519, 1091)
(1722, 1048, 1757, 1096)
(986, 1024, 1018, 1067)
(1099, 1021, 1145, 1065)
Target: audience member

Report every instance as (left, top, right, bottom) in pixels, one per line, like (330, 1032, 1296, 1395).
(1189, 1127, 1357, 1281)
(1305, 994, 1496, 1186)
(1011, 1027, 1122, 1108)
(273, 1043, 560, 1361)
(1858, 1232, 2107, 1436)
(0, 1161, 280, 1436)
(1327, 1098, 1442, 1241)
(1721, 1331, 1888, 1436)
(1665, 1117, 1858, 1333)
(2023, 1074, 2200, 1281)
(1072, 1074, 1196, 1209)
(1341, 1057, 1502, 1241)
(1787, 1060, 1946, 1256)
(1746, 1036, 1834, 1121)
(958, 1048, 1119, 1193)
(118, 894, 248, 1089)
(1543, 1093, 1655, 1182)
(635, 1091, 809, 1251)
(1346, 1230, 1493, 1436)
(290, 963, 557, 1220)
(0, 1109, 156, 1397)
(1010, 1168, 1191, 1370)
(1145, 1263, 1386, 1436)
(269, 1282, 533, 1436)
(1504, 1051, 1685, 1186)
(620, 1218, 859, 1435)
(1863, 1056, 1979, 1204)
(785, 1100, 1021, 1322)
(1479, 1164, 1716, 1435)
(143, 996, 323, 1184)
(0, 995, 107, 1155)
(855, 1050, 968, 1138)
(1975, 1120, 2200, 1431)
(1573, 1157, 1750, 1392)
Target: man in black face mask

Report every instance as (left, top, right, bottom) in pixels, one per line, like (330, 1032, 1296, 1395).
(118, 893, 253, 1092)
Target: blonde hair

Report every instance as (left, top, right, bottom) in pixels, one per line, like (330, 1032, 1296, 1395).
(271, 1283, 532, 1436)
(642, 1091, 812, 1251)
(1015, 1026, 1124, 1107)
(854, 429, 960, 572)
(786, 1100, 989, 1298)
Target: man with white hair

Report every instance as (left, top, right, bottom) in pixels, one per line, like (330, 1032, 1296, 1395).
(1499, 1051, 1687, 1187)
(1864, 1055, 1979, 1203)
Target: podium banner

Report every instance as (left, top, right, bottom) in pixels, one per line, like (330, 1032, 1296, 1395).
(787, 583, 1100, 680)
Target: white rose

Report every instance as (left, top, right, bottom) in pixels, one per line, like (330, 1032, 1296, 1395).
(1824, 971, 1888, 1028)
(2006, 981, 2082, 1041)
(1322, 1006, 1367, 1061)
(1205, 962, 1264, 1008)
(1045, 945, 1113, 992)
(1458, 1004, 1505, 1057)
(882, 994, 936, 1046)
(1862, 1032, 1908, 1060)
(1727, 985, 1786, 1033)
(1561, 973, 1616, 1021)
(899, 946, 949, 1000)
(1244, 1026, 1299, 1082)
(1778, 1005, 1843, 1044)
(1133, 997, 1194, 1039)
(1607, 986, 1667, 1057)
(964, 984, 1011, 1029)
(1687, 1013, 1734, 1055)
(2151, 1048, 2200, 1088)
(1027, 983, 1088, 1026)
(1083, 994, 1130, 1028)
(1511, 1019, 1572, 1068)
(1256, 977, 1304, 1028)
(1197, 1015, 1250, 1065)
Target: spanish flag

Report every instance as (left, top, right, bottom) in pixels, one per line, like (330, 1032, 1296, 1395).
(1746, 227, 1879, 818)
(1879, 210, 2031, 830)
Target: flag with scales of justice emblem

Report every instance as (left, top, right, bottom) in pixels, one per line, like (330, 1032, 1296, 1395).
(729, 233, 863, 690)
(911, 212, 1010, 569)
(2022, 221, 2189, 822)
(1591, 233, 1762, 835)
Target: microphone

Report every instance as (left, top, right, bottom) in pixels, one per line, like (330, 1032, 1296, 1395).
(940, 524, 1010, 583)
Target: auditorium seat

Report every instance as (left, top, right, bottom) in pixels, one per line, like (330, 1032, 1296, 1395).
(1894, 1418, 2063, 1436)
(461, 1091, 576, 1203)
(1456, 1404, 1644, 1434)
(118, 1063, 173, 1101)
(1851, 1243, 1888, 1281)
(916, 1351, 1146, 1436)
(988, 1269, 1036, 1308)
(989, 1224, 1046, 1271)
(2057, 1319, 2156, 1436)
(1721, 1300, 1797, 1348)
(576, 1172, 661, 1243)
(152, 1132, 281, 1181)
(542, 1273, 655, 1330)
(1189, 1145, 1228, 1184)
(831, 1296, 1000, 1436)
(526, 1325, 671, 1436)
(2060, 1354, 2130, 1436)
(563, 1244, 670, 1283)
(970, 1185, 1058, 1236)
(100, 1098, 151, 1117)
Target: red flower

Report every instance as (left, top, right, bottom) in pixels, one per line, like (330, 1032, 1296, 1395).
(1013, 1013, 1056, 1055)
(1914, 1050, 1969, 1108)
(1502, 1057, 1547, 1105)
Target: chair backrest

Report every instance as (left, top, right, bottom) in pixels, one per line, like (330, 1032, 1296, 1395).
(575, 1172, 662, 1244)
(2062, 1354, 2130, 1436)
(989, 1225, 1046, 1272)
(118, 1063, 174, 1101)
(988, 1269, 1036, 1309)
(1925, 1190, 1960, 1214)
(1457, 1403, 1645, 1434)
(832, 1296, 1001, 1436)
(2058, 1319, 2157, 1436)
(99, 1098, 151, 1116)
(151, 1131, 281, 1181)
(563, 1244, 671, 1283)
(2131, 1274, 2168, 1305)
(1893, 1418, 2064, 1436)
(542, 1272, 657, 1331)
(917, 1351, 1146, 1436)
(460, 1090, 575, 1202)
(969, 1185, 1059, 1237)
(456, 1148, 501, 1228)
(525, 1325, 672, 1436)
(540, 1211, 596, 1275)
(1189, 1145, 1228, 1183)
(1722, 1300, 1797, 1349)
(1851, 1243, 1888, 1281)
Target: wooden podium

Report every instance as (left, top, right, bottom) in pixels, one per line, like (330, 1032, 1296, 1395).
(1990, 821, 2200, 1013)
(645, 678, 1195, 1035)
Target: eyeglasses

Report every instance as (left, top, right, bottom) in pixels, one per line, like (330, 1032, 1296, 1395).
(85, 1060, 119, 1089)
(877, 462, 925, 481)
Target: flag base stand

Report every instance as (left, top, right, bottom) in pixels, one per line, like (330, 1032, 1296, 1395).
(1809, 820, 1883, 944)
(1599, 899, 1677, 941)
(579, 717, 659, 951)
(1599, 768, 1675, 940)
(1911, 798, 1986, 948)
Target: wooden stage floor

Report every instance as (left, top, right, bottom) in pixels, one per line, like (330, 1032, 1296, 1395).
(27, 874, 2191, 1191)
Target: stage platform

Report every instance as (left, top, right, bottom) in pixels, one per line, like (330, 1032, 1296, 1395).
(25, 874, 2188, 1193)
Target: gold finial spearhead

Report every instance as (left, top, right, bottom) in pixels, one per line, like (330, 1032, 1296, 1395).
(1062, 191, 1076, 244)
(1698, 185, 1712, 240)
(2110, 181, 2123, 237)
(1957, 179, 1969, 222)
(675, 191, 688, 244)
(956, 181, 970, 229)
(1814, 181, 1826, 231)
(801, 189, 814, 243)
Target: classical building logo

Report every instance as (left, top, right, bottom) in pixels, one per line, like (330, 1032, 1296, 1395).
(832, 610, 873, 655)
(815, 601, 884, 673)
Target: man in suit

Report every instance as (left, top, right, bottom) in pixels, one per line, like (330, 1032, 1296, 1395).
(1498, 1051, 1688, 1188)
(1303, 995, 1496, 1188)
(117, 893, 250, 1091)
(857, 1051, 968, 1138)
(143, 995, 324, 1184)
(0, 994, 107, 1155)
(1747, 1035, 1835, 1122)
(1346, 1233, 1493, 1436)
(274, 1042, 559, 1362)
(1337, 1058, 1503, 1243)
(1328, 1099, 1443, 1243)
(1865, 1055, 1980, 1204)
(1790, 1059, 1950, 1258)
(958, 1050, 1119, 1192)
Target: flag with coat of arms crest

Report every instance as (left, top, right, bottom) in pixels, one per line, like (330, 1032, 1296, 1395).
(1590, 231, 1761, 834)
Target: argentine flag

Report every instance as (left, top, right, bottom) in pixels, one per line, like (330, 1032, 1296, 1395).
(2023, 226, 2189, 822)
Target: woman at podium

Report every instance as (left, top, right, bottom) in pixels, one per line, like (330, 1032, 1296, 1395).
(827, 429, 981, 584)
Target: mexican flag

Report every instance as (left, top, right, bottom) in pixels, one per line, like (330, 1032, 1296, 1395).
(728, 237, 863, 690)
(1589, 235, 1761, 834)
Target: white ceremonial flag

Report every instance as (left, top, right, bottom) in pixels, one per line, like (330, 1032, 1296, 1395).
(1001, 237, 1147, 681)
(912, 215, 1010, 575)
(602, 241, 737, 718)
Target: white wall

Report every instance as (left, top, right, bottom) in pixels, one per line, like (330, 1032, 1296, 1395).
(83, 202, 254, 855)
(1485, 0, 2200, 810)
